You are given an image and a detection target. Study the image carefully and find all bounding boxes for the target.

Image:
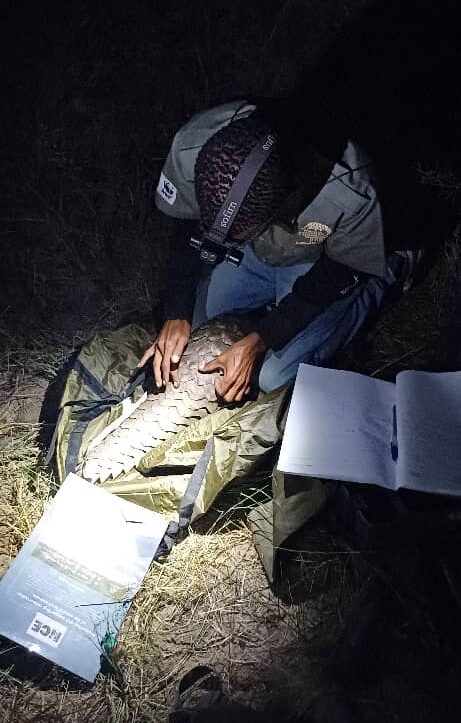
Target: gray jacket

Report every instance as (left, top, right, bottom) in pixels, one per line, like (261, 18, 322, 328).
(155, 101, 387, 349)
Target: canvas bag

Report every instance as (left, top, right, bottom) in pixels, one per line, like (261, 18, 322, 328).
(47, 324, 331, 581)
(46, 324, 152, 481)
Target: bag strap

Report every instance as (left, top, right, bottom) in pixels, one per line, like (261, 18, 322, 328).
(64, 401, 117, 475)
(154, 437, 215, 559)
(46, 359, 147, 475)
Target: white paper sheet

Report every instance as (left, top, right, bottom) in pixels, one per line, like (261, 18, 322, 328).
(278, 364, 397, 488)
(396, 370, 461, 495)
(0, 474, 168, 682)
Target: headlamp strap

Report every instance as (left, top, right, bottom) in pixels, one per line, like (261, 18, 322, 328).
(209, 132, 278, 241)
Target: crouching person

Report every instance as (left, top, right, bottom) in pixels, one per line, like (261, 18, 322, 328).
(140, 99, 421, 402)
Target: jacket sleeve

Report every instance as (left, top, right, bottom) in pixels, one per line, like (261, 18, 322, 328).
(255, 251, 370, 350)
(162, 219, 202, 322)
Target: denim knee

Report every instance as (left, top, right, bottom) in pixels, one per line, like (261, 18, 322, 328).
(258, 357, 288, 393)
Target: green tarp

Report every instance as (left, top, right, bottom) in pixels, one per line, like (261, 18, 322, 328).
(50, 324, 331, 582)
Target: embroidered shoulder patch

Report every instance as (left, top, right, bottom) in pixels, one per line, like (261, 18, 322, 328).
(157, 172, 177, 205)
(296, 221, 332, 246)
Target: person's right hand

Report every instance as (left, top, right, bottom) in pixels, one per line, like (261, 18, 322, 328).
(138, 319, 191, 389)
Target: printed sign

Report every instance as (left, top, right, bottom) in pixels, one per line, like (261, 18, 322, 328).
(0, 474, 168, 682)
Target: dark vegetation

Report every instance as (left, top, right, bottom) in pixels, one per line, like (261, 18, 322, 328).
(2, 0, 460, 350)
(0, 0, 369, 346)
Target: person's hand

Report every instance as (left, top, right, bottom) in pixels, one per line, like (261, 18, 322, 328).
(199, 332, 267, 402)
(138, 319, 191, 389)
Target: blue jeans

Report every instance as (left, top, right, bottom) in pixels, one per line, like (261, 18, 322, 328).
(193, 245, 398, 392)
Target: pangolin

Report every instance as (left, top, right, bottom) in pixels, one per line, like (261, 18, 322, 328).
(80, 317, 244, 483)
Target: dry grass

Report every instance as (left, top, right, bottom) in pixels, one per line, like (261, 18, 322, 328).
(0, 424, 54, 572)
(1, 238, 459, 721)
(0, 421, 351, 723)
(0, 246, 459, 723)
(2, 0, 376, 355)
(0, 219, 459, 723)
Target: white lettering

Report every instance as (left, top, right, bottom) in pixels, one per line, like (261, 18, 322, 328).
(262, 134, 276, 151)
(27, 612, 67, 649)
(220, 201, 238, 228)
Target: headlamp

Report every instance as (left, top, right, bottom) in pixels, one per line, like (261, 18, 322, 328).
(189, 131, 278, 267)
(189, 233, 243, 267)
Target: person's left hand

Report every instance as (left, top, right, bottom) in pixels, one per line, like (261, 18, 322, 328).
(199, 332, 267, 402)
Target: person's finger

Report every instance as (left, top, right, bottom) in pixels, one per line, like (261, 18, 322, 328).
(170, 360, 180, 388)
(138, 343, 156, 368)
(222, 382, 241, 403)
(232, 377, 252, 402)
(161, 350, 172, 388)
(214, 375, 227, 397)
(199, 357, 223, 374)
(153, 347, 164, 388)
(220, 367, 252, 402)
(170, 337, 187, 366)
(215, 371, 241, 401)
(234, 385, 248, 402)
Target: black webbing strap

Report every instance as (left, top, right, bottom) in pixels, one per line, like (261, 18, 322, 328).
(64, 401, 117, 475)
(73, 359, 116, 400)
(154, 437, 215, 559)
(208, 133, 278, 241)
(178, 436, 215, 530)
(46, 359, 146, 473)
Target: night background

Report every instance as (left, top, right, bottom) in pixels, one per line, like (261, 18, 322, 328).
(1, 0, 461, 720)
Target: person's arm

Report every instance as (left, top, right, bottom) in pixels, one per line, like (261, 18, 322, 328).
(198, 252, 370, 401)
(139, 219, 201, 388)
(255, 251, 370, 350)
(162, 218, 202, 322)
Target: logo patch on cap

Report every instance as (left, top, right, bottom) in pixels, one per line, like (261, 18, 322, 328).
(157, 172, 177, 205)
(296, 221, 332, 246)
